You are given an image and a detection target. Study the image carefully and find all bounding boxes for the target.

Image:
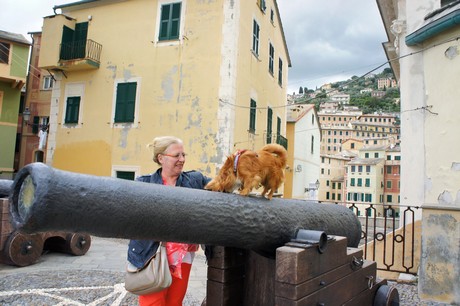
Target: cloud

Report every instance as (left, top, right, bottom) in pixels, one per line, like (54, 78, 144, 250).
(277, 0, 389, 93)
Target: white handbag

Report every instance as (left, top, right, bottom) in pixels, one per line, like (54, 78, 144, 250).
(124, 242, 172, 295)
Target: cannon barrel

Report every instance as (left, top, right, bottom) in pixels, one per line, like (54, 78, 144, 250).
(10, 163, 361, 255)
(0, 179, 13, 197)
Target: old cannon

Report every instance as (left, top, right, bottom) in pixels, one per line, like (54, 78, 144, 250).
(0, 179, 91, 267)
(9, 163, 398, 305)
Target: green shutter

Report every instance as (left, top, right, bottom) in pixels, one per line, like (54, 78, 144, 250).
(115, 82, 137, 123)
(60, 26, 74, 60)
(74, 22, 88, 58)
(65, 96, 80, 124)
(266, 107, 273, 143)
(32, 116, 40, 134)
(159, 3, 181, 41)
(249, 99, 256, 133)
(117, 171, 135, 180)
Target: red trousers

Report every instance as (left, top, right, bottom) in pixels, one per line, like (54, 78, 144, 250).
(138, 263, 192, 306)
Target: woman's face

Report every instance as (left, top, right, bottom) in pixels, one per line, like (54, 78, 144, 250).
(158, 143, 186, 176)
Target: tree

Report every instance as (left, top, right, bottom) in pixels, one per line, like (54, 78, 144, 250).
(299, 86, 304, 94)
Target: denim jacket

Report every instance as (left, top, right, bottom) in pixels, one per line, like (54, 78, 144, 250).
(127, 168, 211, 269)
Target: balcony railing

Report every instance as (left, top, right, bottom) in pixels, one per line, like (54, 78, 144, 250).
(276, 134, 288, 149)
(59, 39, 102, 64)
(346, 202, 420, 275)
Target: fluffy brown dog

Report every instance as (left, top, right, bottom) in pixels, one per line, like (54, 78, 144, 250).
(205, 143, 287, 199)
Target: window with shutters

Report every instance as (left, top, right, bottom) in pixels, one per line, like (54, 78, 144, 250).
(0, 42, 10, 64)
(252, 20, 260, 56)
(117, 171, 135, 180)
(266, 107, 273, 143)
(159, 2, 182, 41)
(65, 96, 81, 124)
(268, 43, 274, 75)
(249, 99, 257, 133)
(278, 58, 283, 86)
(43, 76, 54, 90)
(259, 0, 266, 12)
(114, 82, 137, 123)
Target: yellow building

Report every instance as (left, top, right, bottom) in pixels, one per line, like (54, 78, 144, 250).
(38, 0, 290, 179)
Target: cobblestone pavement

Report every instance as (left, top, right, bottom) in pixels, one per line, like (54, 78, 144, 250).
(0, 237, 451, 305)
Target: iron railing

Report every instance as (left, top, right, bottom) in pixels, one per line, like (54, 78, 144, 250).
(276, 134, 288, 150)
(346, 202, 421, 275)
(59, 39, 102, 63)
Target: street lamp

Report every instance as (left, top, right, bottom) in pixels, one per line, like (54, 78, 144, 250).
(22, 107, 31, 124)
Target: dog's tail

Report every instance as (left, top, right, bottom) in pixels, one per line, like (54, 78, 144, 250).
(261, 144, 287, 167)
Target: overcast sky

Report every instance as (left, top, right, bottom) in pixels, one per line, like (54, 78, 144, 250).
(1, 0, 389, 94)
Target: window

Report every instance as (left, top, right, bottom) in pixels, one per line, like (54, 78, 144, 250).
(252, 20, 260, 56)
(249, 99, 257, 133)
(365, 153, 369, 158)
(159, 2, 182, 41)
(270, 9, 274, 23)
(374, 152, 379, 158)
(115, 82, 137, 123)
(278, 58, 283, 86)
(311, 135, 314, 154)
(268, 43, 274, 75)
(338, 183, 342, 190)
(365, 178, 370, 187)
(0, 42, 10, 63)
(395, 155, 401, 160)
(366, 166, 371, 172)
(326, 192, 330, 200)
(387, 155, 391, 160)
(387, 181, 392, 188)
(351, 165, 355, 172)
(259, 0, 266, 12)
(60, 22, 88, 60)
(386, 166, 392, 174)
(365, 194, 372, 202)
(65, 96, 81, 124)
(351, 143, 355, 149)
(266, 107, 273, 143)
(358, 165, 363, 172)
(350, 178, 355, 186)
(357, 178, 362, 187)
(43, 76, 54, 90)
(117, 171, 135, 180)
(386, 195, 393, 203)
(276, 117, 281, 144)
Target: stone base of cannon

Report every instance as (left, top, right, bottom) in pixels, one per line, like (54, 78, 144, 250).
(0, 198, 92, 267)
(206, 236, 399, 306)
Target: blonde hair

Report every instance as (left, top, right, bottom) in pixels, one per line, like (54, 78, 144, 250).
(147, 136, 183, 165)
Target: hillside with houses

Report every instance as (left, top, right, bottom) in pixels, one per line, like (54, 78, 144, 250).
(288, 68, 400, 114)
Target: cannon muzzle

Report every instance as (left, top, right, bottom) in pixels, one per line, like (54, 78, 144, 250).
(0, 179, 13, 197)
(10, 163, 361, 256)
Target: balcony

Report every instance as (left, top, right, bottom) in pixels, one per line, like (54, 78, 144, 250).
(276, 134, 288, 150)
(57, 39, 102, 71)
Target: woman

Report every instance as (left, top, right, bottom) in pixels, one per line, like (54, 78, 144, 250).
(127, 136, 211, 306)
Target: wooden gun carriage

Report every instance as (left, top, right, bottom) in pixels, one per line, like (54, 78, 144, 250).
(8, 163, 398, 305)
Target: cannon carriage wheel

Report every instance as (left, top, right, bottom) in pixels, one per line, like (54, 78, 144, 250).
(3, 231, 44, 267)
(65, 233, 91, 255)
